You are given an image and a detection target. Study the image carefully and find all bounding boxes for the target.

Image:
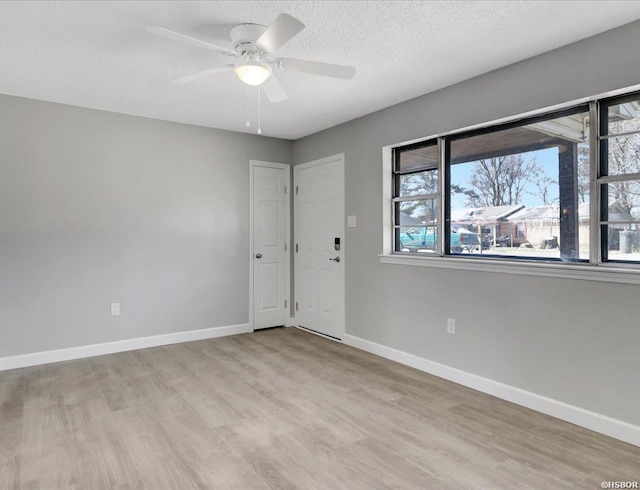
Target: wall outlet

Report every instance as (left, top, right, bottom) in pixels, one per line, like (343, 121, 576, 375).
(111, 303, 120, 316)
(447, 318, 456, 335)
(347, 215, 357, 227)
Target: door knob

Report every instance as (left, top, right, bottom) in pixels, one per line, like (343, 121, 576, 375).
(329, 256, 340, 262)
(256, 253, 262, 259)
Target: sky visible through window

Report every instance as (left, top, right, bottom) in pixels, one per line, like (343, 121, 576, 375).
(449, 147, 560, 209)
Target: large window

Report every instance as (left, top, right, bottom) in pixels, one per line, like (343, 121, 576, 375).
(447, 106, 590, 261)
(391, 89, 640, 266)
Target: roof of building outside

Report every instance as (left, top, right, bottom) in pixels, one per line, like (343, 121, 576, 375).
(508, 202, 635, 222)
(451, 205, 525, 223)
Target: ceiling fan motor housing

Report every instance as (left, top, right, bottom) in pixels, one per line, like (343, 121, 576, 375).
(230, 23, 267, 54)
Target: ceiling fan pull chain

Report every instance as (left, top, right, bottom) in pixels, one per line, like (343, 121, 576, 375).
(257, 86, 262, 135)
(245, 84, 250, 127)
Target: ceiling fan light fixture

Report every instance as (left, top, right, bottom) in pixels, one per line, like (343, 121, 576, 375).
(234, 60, 272, 86)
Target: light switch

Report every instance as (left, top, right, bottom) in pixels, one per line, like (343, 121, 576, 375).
(347, 215, 357, 227)
(111, 303, 120, 316)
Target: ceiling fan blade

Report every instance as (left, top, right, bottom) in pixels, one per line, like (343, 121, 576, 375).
(173, 65, 234, 84)
(278, 58, 356, 80)
(146, 26, 237, 56)
(255, 14, 305, 53)
(261, 74, 288, 103)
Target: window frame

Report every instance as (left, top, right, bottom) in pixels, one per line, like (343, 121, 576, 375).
(598, 92, 640, 264)
(392, 140, 440, 255)
(447, 104, 590, 262)
(383, 86, 640, 282)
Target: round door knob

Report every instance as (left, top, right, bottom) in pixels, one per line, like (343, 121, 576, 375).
(256, 253, 262, 259)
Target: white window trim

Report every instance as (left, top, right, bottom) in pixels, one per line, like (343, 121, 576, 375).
(379, 253, 640, 285)
(380, 85, 640, 285)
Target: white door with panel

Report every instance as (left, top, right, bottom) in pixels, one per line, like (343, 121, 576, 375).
(252, 162, 289, 330)
(294, 154, 345, 339)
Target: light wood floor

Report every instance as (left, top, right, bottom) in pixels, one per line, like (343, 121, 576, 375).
(1, 327, 639, 489)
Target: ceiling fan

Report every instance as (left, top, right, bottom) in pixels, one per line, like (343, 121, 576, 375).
(146, 13, 356, 103)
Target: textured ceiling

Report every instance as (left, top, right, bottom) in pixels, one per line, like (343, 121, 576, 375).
(2, 1, 640, 139)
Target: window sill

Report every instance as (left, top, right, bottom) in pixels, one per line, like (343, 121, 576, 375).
(379, 254, 640, 285)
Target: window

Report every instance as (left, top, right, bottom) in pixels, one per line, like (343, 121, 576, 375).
(599, 93, 640, 263)
(393, 142, 439, 253)
(448, 106, 590, 261)
(389, 88, 640, 270)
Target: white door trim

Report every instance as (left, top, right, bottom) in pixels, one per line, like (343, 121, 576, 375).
(294, 153, 345, 172)
(293, 153, 345, 340)
(249, 160, 291, 331)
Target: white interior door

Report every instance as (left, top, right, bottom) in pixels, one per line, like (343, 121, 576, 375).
(251, 162, 289, 330)
(294, 154, 345, 340)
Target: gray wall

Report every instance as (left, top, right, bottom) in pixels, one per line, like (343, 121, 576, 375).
(293, 20, 640, 427)
(0, 95, 291, 357)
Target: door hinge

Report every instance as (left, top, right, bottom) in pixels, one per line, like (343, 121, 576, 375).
(295, 302, 298, 311)
(285, 300, 287, 308)
(295, 186, 298, 195)
(295, 243, 298, 253)
(284, 185, 287, 194)
(284, 242, 287, 252)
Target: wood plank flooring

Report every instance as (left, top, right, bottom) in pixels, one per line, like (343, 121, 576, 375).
(1, 327, 639, 489)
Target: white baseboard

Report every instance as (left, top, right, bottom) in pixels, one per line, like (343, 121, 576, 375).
(343, 334, 640, 448)
(0, 323, 252, 371)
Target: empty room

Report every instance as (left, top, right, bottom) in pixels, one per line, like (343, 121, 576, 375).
(2, 1, 640, 488)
